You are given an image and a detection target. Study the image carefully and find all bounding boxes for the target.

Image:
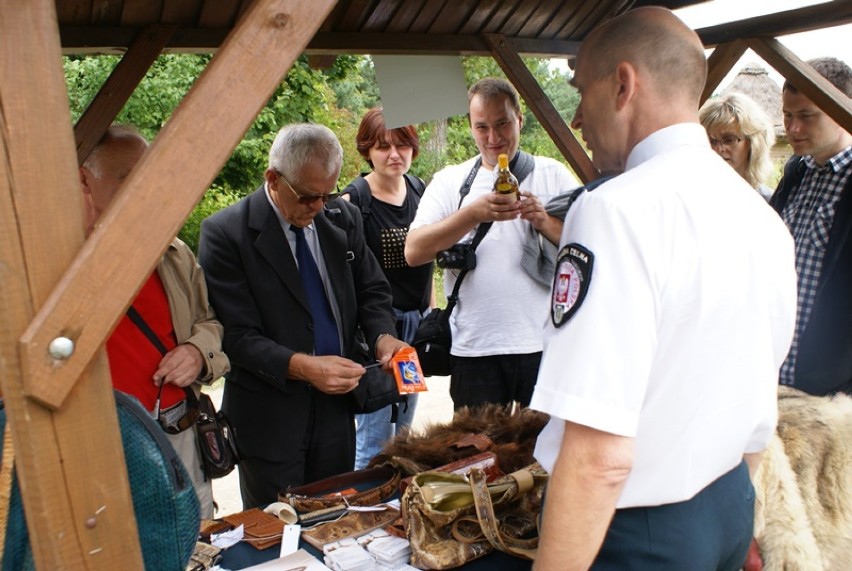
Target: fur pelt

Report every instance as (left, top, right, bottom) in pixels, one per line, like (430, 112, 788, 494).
(754, 387, 852, 570)
(371, 403, 549, 476)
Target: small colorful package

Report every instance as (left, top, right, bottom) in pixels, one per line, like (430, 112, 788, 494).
(391, 347, 428, 394)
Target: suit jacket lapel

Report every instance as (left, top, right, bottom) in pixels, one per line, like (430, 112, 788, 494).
(247, 187, 310, 313)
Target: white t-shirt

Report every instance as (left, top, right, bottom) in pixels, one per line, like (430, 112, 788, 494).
(410, 155, 578, 356)
(531, 124, 797, 507)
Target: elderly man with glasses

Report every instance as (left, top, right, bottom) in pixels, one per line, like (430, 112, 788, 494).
(198, 123, 406, 508)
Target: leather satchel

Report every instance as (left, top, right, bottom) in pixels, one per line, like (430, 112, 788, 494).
(401, 463, 547, 570)
(280, 466, 400, 513)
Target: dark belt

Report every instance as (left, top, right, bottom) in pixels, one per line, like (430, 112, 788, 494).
(280, 466, 400, 513)
(158, 399, 198, 434)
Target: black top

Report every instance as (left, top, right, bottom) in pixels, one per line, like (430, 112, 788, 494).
(342, 175, 433, 312)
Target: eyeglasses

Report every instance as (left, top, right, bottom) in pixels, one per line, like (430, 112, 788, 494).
(708, 134, 743, 149)
(275, 170, 337, 205)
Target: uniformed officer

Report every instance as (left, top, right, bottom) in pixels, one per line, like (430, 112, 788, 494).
(530, 7, 798, 570)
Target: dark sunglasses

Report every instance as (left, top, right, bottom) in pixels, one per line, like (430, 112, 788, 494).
(275, 170, 337, 205)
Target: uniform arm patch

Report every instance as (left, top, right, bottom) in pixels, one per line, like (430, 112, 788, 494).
(551, 243, 594, 327)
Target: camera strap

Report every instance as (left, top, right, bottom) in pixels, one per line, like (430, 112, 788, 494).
(444, 220, 491, 316)
(446, 151, 535, 310)
(457, 157, 483, 209)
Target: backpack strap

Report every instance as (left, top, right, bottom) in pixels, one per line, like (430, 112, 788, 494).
(457, 151, 535, 209)
(404, 173, 426, 198)
(510, 150, 536, 184)
(343, 176, 374, 219)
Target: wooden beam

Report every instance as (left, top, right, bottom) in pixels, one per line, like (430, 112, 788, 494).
(0, 0, 142, 568)
(747, 36, 852, 134)
(19, 0, 337, 409)
(59, 28, 583, 57)
(75, 24, 176, 165)
(702, 40, 747, 104)
(307, 54, 338, 69)
(696, 1, 852, 48)
(483, 33, 598, 183)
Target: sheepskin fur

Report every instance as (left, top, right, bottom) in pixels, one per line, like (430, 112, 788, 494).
(372, 403, 549, 476)
(754, 387, 852, 570)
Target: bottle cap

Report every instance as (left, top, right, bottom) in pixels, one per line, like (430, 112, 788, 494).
(497, 154, 509, 169)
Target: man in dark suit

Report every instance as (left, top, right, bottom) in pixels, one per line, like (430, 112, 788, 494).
(198, 123, 406, 508)
(772, 57, 852, 397)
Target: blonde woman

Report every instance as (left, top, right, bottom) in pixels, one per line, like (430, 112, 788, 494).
(700, 92, 776, 200)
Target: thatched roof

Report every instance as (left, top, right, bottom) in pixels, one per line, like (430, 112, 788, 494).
(723, 63, 785, 139)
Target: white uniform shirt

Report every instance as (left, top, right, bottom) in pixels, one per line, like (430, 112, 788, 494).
(410, 155, 578, 356)
(531, 124, 797, 508)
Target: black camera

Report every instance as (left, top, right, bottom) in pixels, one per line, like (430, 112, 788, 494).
(436, 243, 476, 270)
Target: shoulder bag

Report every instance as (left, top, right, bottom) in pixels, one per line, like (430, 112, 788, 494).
(126, 307, 239, 479)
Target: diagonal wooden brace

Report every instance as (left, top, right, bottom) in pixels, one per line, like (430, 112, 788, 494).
(19, 0, 338, 411)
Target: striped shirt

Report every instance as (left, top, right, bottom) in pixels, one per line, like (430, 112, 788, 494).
(779, 145, 852, 385)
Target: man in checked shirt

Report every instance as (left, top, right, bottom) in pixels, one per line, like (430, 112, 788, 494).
(771, 57, 852, 396)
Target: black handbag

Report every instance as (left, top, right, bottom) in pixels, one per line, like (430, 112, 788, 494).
(194, 391, 240, 479)
(412, 305, 454, 377)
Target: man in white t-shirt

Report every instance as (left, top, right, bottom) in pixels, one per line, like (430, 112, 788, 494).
(530, 8, 798, 571)
(405, 77, 578, 410)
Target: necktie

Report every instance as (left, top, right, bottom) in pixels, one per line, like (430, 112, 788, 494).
(290, 225, 341, 356)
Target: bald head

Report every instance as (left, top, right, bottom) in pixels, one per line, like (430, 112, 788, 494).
(80, 125, 148, 234)
(582, 7, 706, 106)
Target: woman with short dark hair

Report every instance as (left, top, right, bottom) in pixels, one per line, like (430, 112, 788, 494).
(341, 107, 434, 469)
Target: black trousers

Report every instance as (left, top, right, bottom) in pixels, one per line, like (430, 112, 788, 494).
(237, 391, 355, 509)
(449, 352, 542, 410)
(592, 461, 754, 570)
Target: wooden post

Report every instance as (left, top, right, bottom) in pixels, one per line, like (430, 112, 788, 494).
(484, 33, 599, 183)
(0, 1, 143, 568)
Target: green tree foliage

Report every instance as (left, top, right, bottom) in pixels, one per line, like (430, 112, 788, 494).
(65, 53, 579, 252)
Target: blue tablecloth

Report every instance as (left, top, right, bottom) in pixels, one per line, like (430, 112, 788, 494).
(219, 539, 532, 570)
